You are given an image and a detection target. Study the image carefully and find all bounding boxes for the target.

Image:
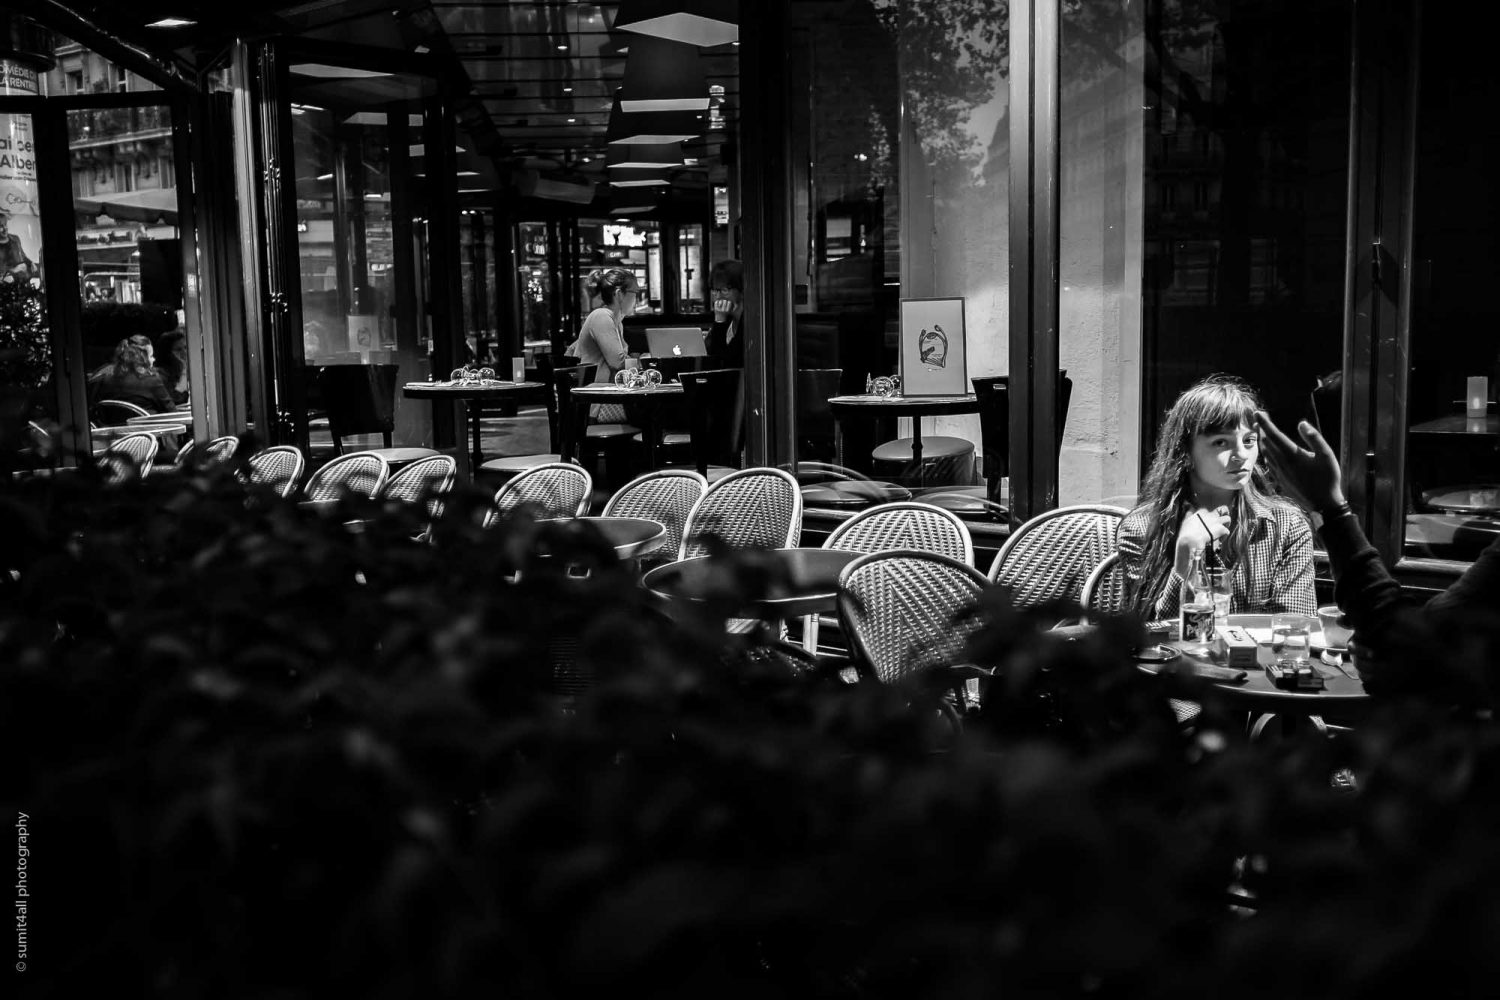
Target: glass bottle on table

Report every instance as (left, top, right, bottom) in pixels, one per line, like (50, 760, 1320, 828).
(1203, 540, 1231, 635)
(1179, 547, 1215, 650)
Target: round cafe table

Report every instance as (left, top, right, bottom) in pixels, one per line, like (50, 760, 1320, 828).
(1131, 613, 1369, 732)
(643, 547, 861, 624)
(403, 379, 548, 471)
(1421, 484, 1500, 515)
(538, 516, 669, 560)
(827, 393, 979, 487)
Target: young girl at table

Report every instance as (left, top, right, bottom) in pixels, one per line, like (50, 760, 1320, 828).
(1117, 374, 1316, 619)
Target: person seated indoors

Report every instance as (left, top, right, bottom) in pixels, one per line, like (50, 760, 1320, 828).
(154, 330, 190, 406)
(1254, 410, 1500, 707)
(1119, 375, 1316, 619)
(705, 258, 744, 369)
(89, 334, 175, 415)
(565, 267, 640, 423)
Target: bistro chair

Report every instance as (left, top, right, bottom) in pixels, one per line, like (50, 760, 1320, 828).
(555, 364, 637, 485)
(801, 501, 976, 653)
(670, 367, 745, 482)
(921, 373, 1073, 522)
(176, 434, 242, 470)
(601, 469, 709, 568)
(1079, 551, 1130, 623)
(244, 445, 306, 499)
(477, 363, 587, 479)
(796, 368, 843, 464)
(93, 398, 151, 426)
(99, 431, 158, 483)
(679, 465, 802, 560)
(987, 503, 1127, 612)
(485, 461, 593, 526)
(381, 453, 457, 530)
(837, 549, 991, 725)
(316, 363, 398, 454)
(1079, 550, 1202, 729)
(676, 465, 803, 636)
(302, 450, 390, 502)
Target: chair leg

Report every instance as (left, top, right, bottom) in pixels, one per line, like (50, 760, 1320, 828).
(802, 614, 820, 654)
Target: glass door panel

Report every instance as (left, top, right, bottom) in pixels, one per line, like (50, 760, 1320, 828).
(1400, 7, 1500, 563)
(68, 101, 187, 459)
(287, 82, 433, 458)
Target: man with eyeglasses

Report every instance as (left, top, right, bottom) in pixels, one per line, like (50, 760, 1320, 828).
(706, 258, 744, 368)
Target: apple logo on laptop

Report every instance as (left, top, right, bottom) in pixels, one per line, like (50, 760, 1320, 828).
(672, 344, 683, 356)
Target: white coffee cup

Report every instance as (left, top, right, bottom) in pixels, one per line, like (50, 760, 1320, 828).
(1316, 605, 1353, 648)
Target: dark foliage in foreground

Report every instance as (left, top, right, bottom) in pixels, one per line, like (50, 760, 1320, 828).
(4, 461, 1500, 999)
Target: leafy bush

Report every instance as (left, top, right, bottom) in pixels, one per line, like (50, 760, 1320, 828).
(4, 463, 1500, 998)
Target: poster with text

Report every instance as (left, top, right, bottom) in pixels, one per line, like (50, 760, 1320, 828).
(899, 297, 967, 396)
(0, 59, 42, 285)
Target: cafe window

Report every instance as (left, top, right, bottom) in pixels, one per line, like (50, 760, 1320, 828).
(1399, 6, 1499, 564)
(782, 0, 1355, 530)
(788, 0, 1000, 514)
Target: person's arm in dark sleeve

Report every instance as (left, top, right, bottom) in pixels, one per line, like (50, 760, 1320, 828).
(1428, 536, 1500, 617)
(1323, 509, 1409, 631)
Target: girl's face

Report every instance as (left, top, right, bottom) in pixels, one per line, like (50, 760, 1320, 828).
(1189, 421, 1258, 494)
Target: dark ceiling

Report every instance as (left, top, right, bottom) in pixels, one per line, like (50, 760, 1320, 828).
(20, 0, 738, 204)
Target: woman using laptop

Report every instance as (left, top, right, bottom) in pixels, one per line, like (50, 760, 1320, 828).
(566, 268, 640, 419)
(706, 258, 744, 368)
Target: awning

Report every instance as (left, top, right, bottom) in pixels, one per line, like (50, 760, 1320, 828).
(73, 187, 179, 225)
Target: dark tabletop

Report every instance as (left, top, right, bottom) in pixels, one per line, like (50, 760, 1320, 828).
(1408, 413, 1500, 436)
(402, 380, 545, 399)
(571, 382, 684, 398)
(643, 547, 862, 619)
(828, 393, 979, 417)
(538, 516, 668, 559)
(1421, 484, 1500, 515)
(1135, 613, 1368, 715)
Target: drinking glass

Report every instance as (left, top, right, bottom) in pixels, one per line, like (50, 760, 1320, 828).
(1271, 612, 1316, 669)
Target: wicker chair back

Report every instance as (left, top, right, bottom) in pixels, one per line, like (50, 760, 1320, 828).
(837, 549, 989, 685)
(986, 503, 1127, 609)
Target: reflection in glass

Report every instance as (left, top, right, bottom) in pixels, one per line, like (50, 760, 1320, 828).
(1404, 6, 1500, 562)
(289, 95, 432, 458)
(67, 101, 186, 459)
(0, 107, 55, 472)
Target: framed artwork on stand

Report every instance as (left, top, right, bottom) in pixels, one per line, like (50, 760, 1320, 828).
(899, 296, 968, 396)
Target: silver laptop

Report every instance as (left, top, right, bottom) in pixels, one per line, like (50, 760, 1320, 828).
(645, 327, 708, 358)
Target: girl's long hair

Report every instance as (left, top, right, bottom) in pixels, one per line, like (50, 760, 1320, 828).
(1128, 374, 1281, 612)
(93, 335, 155, 381)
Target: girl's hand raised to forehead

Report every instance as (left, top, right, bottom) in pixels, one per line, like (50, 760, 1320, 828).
(1175, 504, 1230, 575)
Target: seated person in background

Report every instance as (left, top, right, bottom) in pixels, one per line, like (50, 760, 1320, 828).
(155, 330, 190, 406)
(706, 258, 744, 368)
(89, 335, 175, 415)
(565, 267, 639, 384)
(565, 267, 639, 422)
(1119, 375, 1316, 618)
(1254, 409, 1500, 705)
